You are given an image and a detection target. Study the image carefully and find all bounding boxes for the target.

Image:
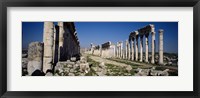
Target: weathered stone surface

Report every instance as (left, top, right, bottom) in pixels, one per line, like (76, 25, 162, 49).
(67, 64, 73, 68)
(99, 62, 106, 68)
(27, 61, 42, 75)
(134, 67, 169, 76)
(70, 69, 75, 73)
(28, 42, 44, 61)
(96, 70, 107, 76)
(125, 65, 132, 72)
(157, 69, 169, 76)
(80, 63, 90, 73)
(151, 31, 155, 64)
(73, 64, 80, 70)
(54, 73, 59, 76)
(45, 72, 53, 76)
(159, 29, 164, 65)
(55, 62, 64, 71)
(68, 73, 75, 76)
(80, 57, 87, 63)
(43, 22, 54, 73)
(27, 42, 44, 75)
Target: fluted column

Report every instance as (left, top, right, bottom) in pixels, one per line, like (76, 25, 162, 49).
(145, 33, 149, 63)
(140, 35, 143, 62)
(159, 29, 164, 65)
(43, 22, 54, 73)
(131, 39, 134, 61)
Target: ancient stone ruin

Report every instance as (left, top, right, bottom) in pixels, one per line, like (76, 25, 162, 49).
(127, 25, 164, 65)
(22, 23, 176, 76)
(25, 22, 80, 75)
(89, 24, 164, 65)
(89, 41, 116, 58)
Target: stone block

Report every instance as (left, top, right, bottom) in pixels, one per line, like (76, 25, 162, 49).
(28, 42, 44, 61)
(27, 61, 42, 75)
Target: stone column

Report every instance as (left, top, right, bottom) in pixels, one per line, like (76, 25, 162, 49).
(53, 25, 59, 65)
(145, 33, 149, 63)
(159, 29, 164, 65)
(117, 46, 119, 58)
(43, 22, 54, 73)
(135, 36, 139, 61)
(151, 31, 156, 64)
(131, 39, 134, 61)
(117, 43, 119, 58)
(116, 43, 119, 58)
(128, 40, 131, 60)
(113, 45, 116, 57)
(140, 35, 143, 62)
(125, 40, 128, 59)
(58, 22, 65, 61)
(120, 41, 123, 58)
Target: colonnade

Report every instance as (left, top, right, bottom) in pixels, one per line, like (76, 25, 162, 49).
(115, 24, 164, 65)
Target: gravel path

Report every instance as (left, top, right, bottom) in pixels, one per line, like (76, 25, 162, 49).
(89, 55, 131, 68)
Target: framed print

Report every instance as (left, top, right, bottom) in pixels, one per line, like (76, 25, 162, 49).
(0, 0, 200, 98)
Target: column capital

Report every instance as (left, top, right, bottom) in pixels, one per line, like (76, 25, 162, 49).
(159, 29, 164, 33)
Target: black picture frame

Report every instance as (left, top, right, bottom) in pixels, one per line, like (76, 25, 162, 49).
(0, 0, 200, 98)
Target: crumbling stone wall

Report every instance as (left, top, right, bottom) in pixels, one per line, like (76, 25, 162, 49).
(27, 22, 80, 75)
(27, 42, 44, 75)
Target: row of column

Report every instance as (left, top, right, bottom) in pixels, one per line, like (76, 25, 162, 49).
(116, 42, 123, 58)
(115, 29, 164, 65)
(43, 22, 80, 73)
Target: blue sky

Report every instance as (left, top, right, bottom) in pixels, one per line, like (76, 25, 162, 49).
(22, 22, 178, 53)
